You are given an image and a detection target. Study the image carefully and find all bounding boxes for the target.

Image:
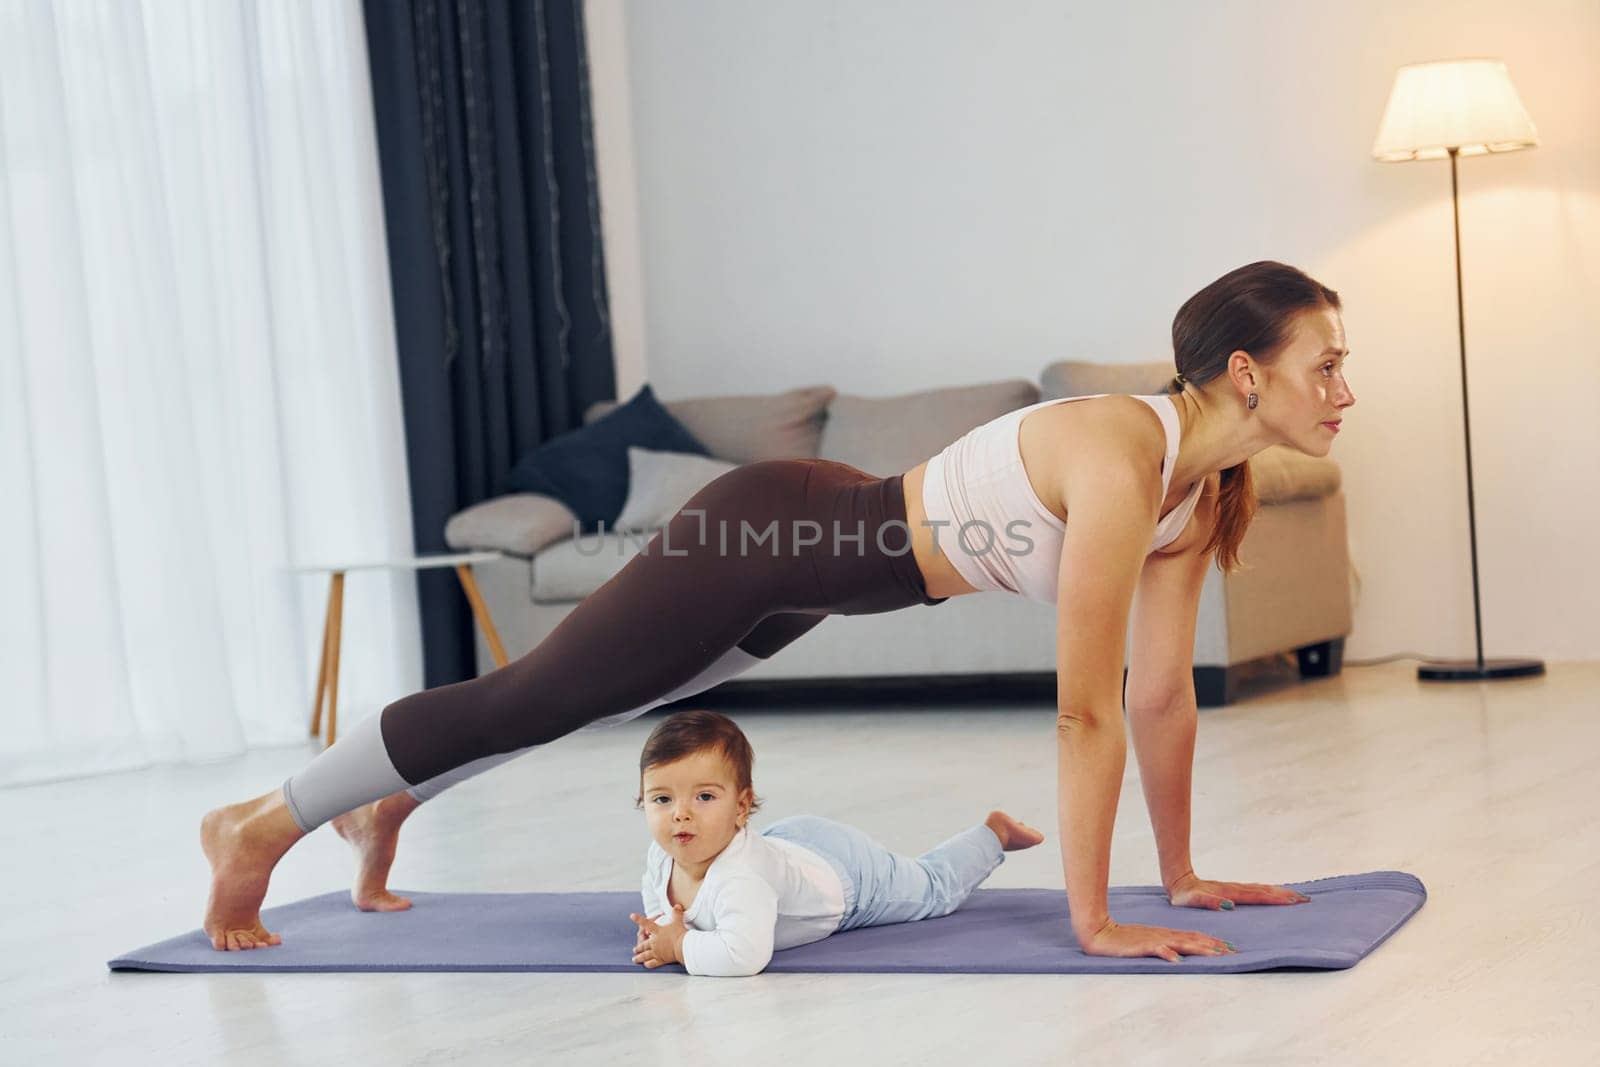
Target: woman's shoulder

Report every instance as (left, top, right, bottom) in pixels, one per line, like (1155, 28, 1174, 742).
(1023, 394, 1170, 504)
(1040, 394, 1167, 457)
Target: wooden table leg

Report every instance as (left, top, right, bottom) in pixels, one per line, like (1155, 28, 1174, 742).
(325, 571, 347, 746)
(311, 574, 338, 738)
(455, 563, 508, 669)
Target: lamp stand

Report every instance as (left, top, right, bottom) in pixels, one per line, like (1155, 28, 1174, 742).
(1417, 147, 1544, 682)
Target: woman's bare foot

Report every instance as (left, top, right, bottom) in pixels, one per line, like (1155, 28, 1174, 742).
(331, 791, 422, 911)
(200, 789, 307, 951)
(985, 810, 1046, 851)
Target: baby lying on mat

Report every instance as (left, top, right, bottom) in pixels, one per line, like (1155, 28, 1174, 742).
(628, 709, 1044, 976)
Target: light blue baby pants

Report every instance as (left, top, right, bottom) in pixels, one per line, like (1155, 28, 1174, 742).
(761, 815, 1005, 932)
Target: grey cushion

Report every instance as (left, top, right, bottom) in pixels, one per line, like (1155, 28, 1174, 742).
(444, 493, 578, 558)
(584, 385, 836, 463)
(817, 379, 1040, 477)
(1039, 360, 1175, 400)
(531, 530, 647, 602)
(614, 447, 740, 531)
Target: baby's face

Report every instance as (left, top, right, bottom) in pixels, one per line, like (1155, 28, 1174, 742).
(640, 749, 751, 868)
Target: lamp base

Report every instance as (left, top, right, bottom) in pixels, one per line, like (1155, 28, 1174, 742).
(1417, 657, 1546, 681)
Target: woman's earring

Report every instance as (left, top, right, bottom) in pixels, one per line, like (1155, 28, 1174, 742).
(1247, 391, 1259, 410)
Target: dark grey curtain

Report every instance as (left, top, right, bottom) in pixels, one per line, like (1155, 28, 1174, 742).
(363, 0, 616, 687)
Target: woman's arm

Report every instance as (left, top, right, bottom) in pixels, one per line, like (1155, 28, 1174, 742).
(1049, 411, 1233, 961)
(1129, 696, 1199, 893)
(1122, 490, 1313, 916)
(1052, 447, 1164, 943)
(1123, 486, 1217, 891)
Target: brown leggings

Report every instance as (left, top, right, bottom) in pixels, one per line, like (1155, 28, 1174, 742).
(379, 459, 948, 785)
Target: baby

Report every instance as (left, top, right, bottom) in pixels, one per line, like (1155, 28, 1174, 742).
(628, 709, 1045, 976)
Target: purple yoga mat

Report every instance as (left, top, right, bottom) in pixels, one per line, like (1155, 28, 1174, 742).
(109, 870, 1424, 975)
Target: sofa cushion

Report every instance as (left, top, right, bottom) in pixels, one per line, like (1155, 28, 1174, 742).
(585, 384, 836, 463)
(501, 384, 709, 529)
(1039, 359, 1175, 399)
(444, 493, 577, 557)
(817, 379, 1041, 477)
(1250, 445, 1342, 503)
(531, 530, 650, 602)
(614, 447, 740, 531)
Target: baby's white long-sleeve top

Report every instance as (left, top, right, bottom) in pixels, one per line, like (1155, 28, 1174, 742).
(640, 825, 847, 976)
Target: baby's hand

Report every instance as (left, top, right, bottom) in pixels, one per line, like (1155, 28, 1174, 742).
(631, 912, 667, 956)
(629, 904, 687, 969)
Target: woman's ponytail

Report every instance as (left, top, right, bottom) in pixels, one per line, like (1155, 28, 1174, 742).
(1206, 462, 1257, 575)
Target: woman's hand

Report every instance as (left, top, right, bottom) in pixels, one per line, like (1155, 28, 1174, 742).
(1078, 916, 1237, 962)
(1165, 870, 1311, 910)
(629, 904, 688, 969)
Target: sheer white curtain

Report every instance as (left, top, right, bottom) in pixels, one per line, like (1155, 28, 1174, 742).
(0, 0, 422, 786)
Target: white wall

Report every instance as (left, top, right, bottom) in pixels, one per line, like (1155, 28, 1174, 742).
(587, 0, 1600, 665)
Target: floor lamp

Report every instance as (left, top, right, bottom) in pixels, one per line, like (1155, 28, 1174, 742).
(1371, 58, 1546, 682)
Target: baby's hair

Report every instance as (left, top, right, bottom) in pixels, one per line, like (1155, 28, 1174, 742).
(634, 710, 763, 814)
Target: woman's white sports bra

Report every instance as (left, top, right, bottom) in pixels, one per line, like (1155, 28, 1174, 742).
(919, 393, 1204, 605)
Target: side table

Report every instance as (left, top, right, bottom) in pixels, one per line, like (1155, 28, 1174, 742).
(289, 551, 509, 748)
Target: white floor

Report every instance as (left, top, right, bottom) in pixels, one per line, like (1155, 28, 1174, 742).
(3, 659, 1596, 1066)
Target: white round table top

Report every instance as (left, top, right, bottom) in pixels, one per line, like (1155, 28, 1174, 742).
(287, 551, 505, 575)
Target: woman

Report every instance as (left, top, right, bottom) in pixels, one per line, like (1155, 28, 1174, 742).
(202, 259, 1355, 961)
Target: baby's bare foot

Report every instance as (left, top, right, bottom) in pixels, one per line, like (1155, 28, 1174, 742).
(200, 790, 305, 951)
(331, 791, 420, 912)
(985, 810, 1046, 852)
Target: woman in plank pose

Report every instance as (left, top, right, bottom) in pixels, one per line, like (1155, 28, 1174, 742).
(201, 259, 1351, 960)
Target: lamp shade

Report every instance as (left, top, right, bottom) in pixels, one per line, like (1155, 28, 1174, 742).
(1372, 58, 1539, 162)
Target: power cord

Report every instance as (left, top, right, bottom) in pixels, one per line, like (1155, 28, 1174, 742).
(1344, 651, 1437, 667)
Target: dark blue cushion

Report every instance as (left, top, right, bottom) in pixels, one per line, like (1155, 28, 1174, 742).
(499, 384, 710, 529)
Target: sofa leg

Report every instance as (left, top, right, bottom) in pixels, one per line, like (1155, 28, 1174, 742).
(1193, 667, 1235, 707)
(1296, 638, 1345, 678)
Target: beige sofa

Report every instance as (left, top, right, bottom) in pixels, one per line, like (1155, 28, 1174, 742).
(445, 361, 1352, 706)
